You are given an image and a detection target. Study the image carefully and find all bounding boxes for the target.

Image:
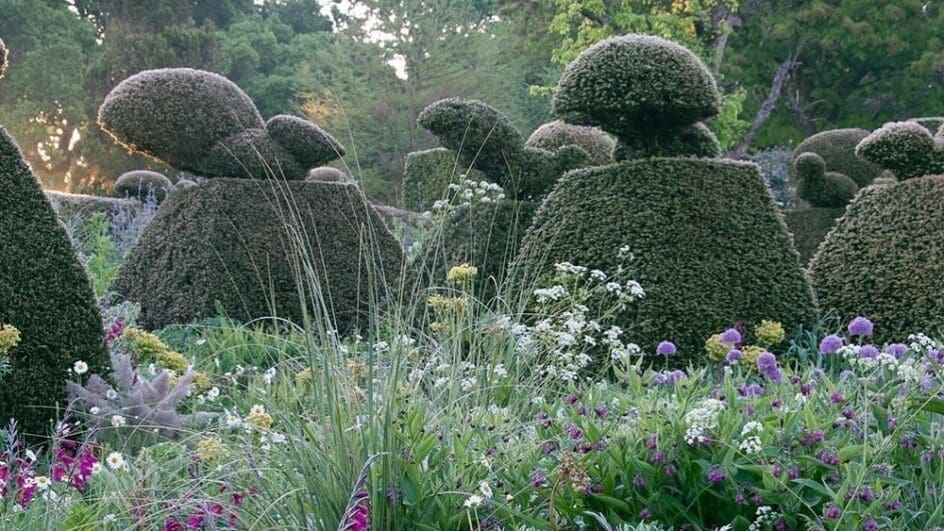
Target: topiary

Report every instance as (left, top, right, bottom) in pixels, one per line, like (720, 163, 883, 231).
(115, 170, 174, 202)
(402, 148, 487, 212)
(526, 121, 615, 166)
(783, 207, 846, 265)
(514, 158, 816, 362)
(793, 129, 881, 188)
(516, 35, 816, 363)
(855, 121, 944, 180)
(46, 190, 140, 220)
(111, 179, 403, 331)
(307, 167, 348, 183)
(809, 176, 944, 344)
(793, 152, 859, 208)
(0, 126, 108, 437)
(174, 179, 197, 190)
(908, 117, 944, 133)
(0, 37, 8, 79)
(98, 68, 343, 180)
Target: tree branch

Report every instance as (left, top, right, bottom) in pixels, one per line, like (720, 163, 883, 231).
(729, 56, 800, 158)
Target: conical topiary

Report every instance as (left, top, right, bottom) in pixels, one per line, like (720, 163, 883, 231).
(514, 35, 816, 362)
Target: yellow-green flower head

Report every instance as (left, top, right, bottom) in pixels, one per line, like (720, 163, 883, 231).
(426, 294, 468, 313)
(704, 333, 728, 363)
(447, 263, 478, 284)
(0, 324, 21, 354)
(196, 436, 227, 463)
(741, 345, 765, 367)
(295, 368, 314, 385)
(122, 327, 188, 372)
(754, 320, 785, 348)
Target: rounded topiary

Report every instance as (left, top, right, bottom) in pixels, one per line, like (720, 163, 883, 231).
(526, 121, 615, 166)
(613, 122, 721, 161)
(174, 179, 197, 190)
(307, 167, 348, 182)
(111, 179, 403, 331)
(515, 159, 816, 362)
(553, 34, 721, 136)
(809, 175, 944, 343)
(793, 152, 859, 208)
(856, 121, 944, 180)
(0, 38, 8, 79)
(793, 129, 881, 188)
(98, 68, 343, 180)
(783, 207, 846, 264)
(909, 117, 944, 133)
(115, 170, 174, 202)
(46, 191, 140, 220)
(1, 127, 108, 437)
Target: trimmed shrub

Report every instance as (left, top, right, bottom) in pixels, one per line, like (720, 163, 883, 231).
(98, 68, 343, 180)
(856, 121, 944, 180)
(402, 148, 486, 211)
(175, 179, 197, 190)
(0, 37, 8, 79)
(809, 175, 944, 343)
(793, 153, 859, 207)
(45, 190, 140, 220)
(612, 122, 721, 161)
(526, 120, 615, 166)
(793, 128, 880, 188)
(0, 127, 108, 437)
(307, 167, 348, 183)
(514, 158, 817, 363)
(783, 207, 845, 264)
(111, 179, 403, 331)
(552, 34, 721, 136)
(908, 116, 944, 133)
(115, 170, 174, 202)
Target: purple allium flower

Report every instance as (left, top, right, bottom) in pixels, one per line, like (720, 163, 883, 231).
(739, 383, 764, 397)
(862, 517, 879, 531)
(706, 466, 725, 485)
(721, 328, 742, 345)
(633, 474, 646, 488)
(564, 394, 578, 405)
(726, 349, 743, 364)
(639, 507, 652, 520)
(656, 341, 677, 356)
(820, 334, 844, 354)
(566, 425, 583, 440)
(756, 352, 783, 383)
(886, 343, 908, 359)
(650, 373, 668, 386)
(666, 370, 687, 384)
(594, 405, 608, 418)
(824, 504, 841, 519)
(848, 316, 874, 337)
(530, 470, 546, 488)
(664, 464, 677, 476)
(928, 349, 944, 364)
(859, 345, 879, 359)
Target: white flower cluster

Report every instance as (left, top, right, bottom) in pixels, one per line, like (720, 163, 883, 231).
(738, 421, 763, 455)
(909, 333, 938, 353)
(684, 398, 725, 446)
(429, 178, 505, 215)
(748, 506, 779, 531)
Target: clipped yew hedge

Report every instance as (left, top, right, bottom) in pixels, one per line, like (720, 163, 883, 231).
(514, 158, 817, 362)
(783, 207, 845, 264)
(111, 179, 403, 331)
(809, 175, 944, 343)
(402, 148, 486, 212)
(793, 128, 881, 188)
(0, 127, 107, 437)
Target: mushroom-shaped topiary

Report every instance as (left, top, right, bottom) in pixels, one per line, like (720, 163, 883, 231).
(98, 68, 343, 180)
(514, 35, 816, 363)
(0, 37, 8, 80)
(115, 170, 174, 202)
(794, 152, 859, 208)
(553, 34, 721, 140)
(855, 121, 944, 180)
(793, 128, 881, 188)
(307, 167, 348, 182)
(526, 121, 615, 166)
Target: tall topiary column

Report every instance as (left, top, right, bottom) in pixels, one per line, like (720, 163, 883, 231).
(102, 68, 402, 331)
(809, 121, 944, 343)
(1, 39, 107, 437)
(514, 35, 817, 363)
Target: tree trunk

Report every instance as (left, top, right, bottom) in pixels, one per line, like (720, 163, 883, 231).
(729, 57, 798, 158)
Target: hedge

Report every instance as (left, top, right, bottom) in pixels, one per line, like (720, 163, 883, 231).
(111, 179, 403, 331)
(908, 117, 944, 134)
(793, 128, 880, 188)
(552, 34, 720, 137)
(513, 158, 817, 363)
(266, 115, 346, 169)
(114, 170, 174, 202)
(856, 121, 944, 180)
(402, 148, 486, 211)
(809, 175, 944, 344)
(0, 127, 108, 437)
(307, 167, 348, 183)
(783, 207, 845, 264)
(46, 190, 140, 220)
(793, 152, 859, 208)
(526, 120, 615, 166)
(612, 122, 721, 161)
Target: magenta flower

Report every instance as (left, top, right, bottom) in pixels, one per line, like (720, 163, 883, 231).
(706, 466, 725, 485)
(848, 316, 874, 337)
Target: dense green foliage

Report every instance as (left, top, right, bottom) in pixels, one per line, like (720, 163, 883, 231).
(0, 127, 107, 438)
(401, 148, 484, 212)
(783, 207, 845, 264)
(114, 171, 173, 202)
(525, 120, 614, 166)
(856, 121, 944, 180)
(515, 158, 817, 362)
(612, 122, 721, 161)
(793, 129, 880, 188)
(810, 176, 944, 343)
(111, 179, 403, 331)
(793, 153, 859, 208)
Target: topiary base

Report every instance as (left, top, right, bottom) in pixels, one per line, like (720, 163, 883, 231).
(810, 175, 944, 343)
(514, 158, 817, 363)
(1, 128, 108, 438)
(783, 207, 845, 265)
(111, 179, 403, 331)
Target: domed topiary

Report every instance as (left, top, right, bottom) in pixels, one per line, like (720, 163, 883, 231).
(793, 129, 881, 188)
(115, 170, 174, 202)
(794, 152, 859, 208)
(307, 167, 348, 183)
(908, 117, 944, 133)
(46, 190, 140, 220)
(111, 179, 403, 330)
(612, 122, 721, 161)
(0, 38, 8, 79)
(809, 176, 944, 343)
(553, 35, 721, 137)
(526, 121, 615, 166)
(0, 127, 108, 437)
(856, 121, 944, 180)
(174, 179, 197, 190)
(98, 68, 343, 180)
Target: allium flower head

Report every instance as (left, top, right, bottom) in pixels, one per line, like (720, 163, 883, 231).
(721, 328, 742, 345)
(725, 349, 742, 364)
(706, 466, 725, 484)
(819, 334, 844, 354)
(885, 343, 908, 359)
(848, 316, 874, 337)
(859, 344, 879, 359)
(656, 341, 676, 356)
